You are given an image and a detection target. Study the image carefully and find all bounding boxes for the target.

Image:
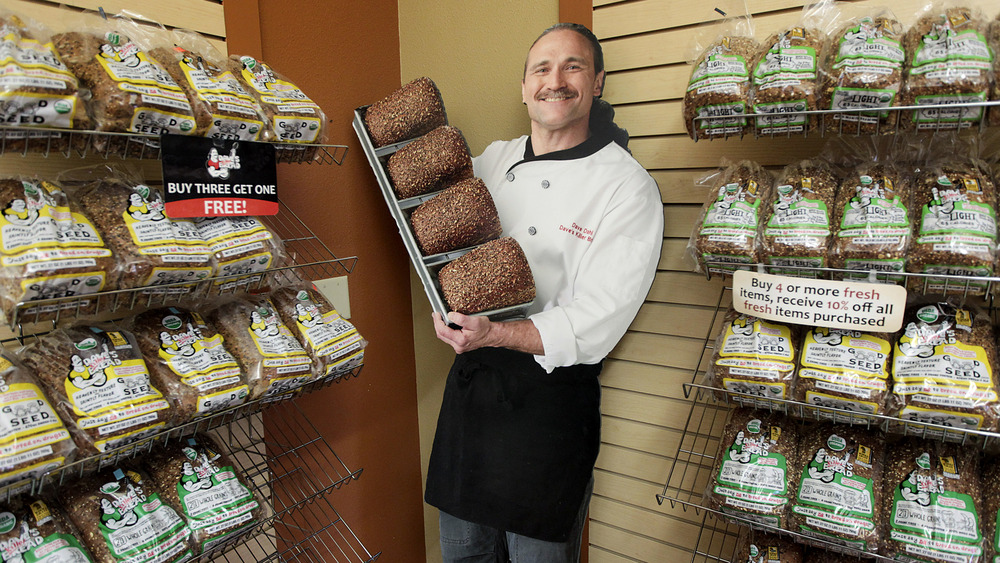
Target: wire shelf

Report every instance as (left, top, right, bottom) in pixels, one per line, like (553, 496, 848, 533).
(0, 125, 349, 165)
(690, 99, 1000, 141)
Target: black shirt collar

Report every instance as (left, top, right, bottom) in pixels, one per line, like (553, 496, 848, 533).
(506, 134, 612, 174)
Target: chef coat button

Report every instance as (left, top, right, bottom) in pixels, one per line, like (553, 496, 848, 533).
(541, 180, 550, 189)
(506, 172, 515, 182)
(528, 226, 537, 236)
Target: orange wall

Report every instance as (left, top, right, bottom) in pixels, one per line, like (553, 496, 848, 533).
(224, 0, 425, 560)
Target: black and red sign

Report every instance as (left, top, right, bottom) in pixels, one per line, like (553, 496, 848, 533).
(161, 134, 278, 217)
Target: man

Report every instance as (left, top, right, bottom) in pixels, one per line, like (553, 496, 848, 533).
(425, 23, 663, 562)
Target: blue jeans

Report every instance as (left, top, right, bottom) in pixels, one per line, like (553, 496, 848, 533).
(438, 476, 594, 563)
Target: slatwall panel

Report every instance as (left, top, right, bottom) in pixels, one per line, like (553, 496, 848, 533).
(591, 0, 1000, 561)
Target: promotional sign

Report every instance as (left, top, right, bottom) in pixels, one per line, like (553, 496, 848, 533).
(161, 134, 278, 217)
(732, 270, 906, 332)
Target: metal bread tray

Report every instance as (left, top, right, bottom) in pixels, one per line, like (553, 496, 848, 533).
(352, 106, 532, 323)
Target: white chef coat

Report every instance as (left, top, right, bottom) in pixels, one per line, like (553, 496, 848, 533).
(473, 134, 664, 373)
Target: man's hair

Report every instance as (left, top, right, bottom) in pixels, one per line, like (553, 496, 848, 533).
(526, 22, 630, 150)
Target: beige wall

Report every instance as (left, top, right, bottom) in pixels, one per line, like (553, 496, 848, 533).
(396, 1, 559, 561)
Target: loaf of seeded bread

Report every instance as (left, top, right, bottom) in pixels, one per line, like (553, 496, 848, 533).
(387, 125, 473, 199)
(364, 77, 447, 147)
(411, 177, 502, 255)
(0, 496, 94, 562)
(437, 237, 535, 314)
(227, 54, 326, 146)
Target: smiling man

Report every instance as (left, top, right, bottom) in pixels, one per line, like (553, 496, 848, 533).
(425, 23, 664, 563)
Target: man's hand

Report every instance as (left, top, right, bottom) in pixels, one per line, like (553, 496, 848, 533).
(432, 312, 544, 356)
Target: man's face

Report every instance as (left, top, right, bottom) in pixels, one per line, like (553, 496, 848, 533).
(522, 29, 604, 136)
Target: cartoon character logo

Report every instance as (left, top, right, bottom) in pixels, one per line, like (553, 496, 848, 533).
(68, 352, 108, 389)
(126, 188, 165, 222)
(250, 309, 280, 338)
(206, 146, 241, 179)
(295, 302, 321, 328)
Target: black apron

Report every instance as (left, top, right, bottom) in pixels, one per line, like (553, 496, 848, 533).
(425, 347, 602, 542)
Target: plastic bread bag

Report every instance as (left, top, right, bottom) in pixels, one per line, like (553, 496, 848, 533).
(732, 527, 804, 563)
(142, 434, 264, 555)
(900, 2, 994, 131)
(0, 176, 117, 326)
(905, 134, 997, 296)
(61, 464, 196, 563)
(820, 7, 906, 134)
(0, 7, 91, 153)
(880, 438, 983, 563)
(759, 158, 839, 278)
(682, 11, 758, 140)
(707, 307, 799, 408)
(51, 10, 200, 157)
(749, 0, 839, 136)
(62, 163, 217, 295)
(990, 13, 1000, 127)
(193, 215, 286, 295)
(130, 306, 250, 425)
(705, 407, 799, 529)
(826, 135, 913, 284)
(789, 423, 885, 553)
(982, 452, 1000, 563)
(0, 349, 76, 488)
(152, 28, 273, 142)
(791, 327, 893, 421)
(687, 159, 773, 276)
(270, 283, 366, 381)
(887, 301, 1000, 438)
(18, 324, 173, 457)
(207, 294, 314, 401)
(0, 495, 96, 562)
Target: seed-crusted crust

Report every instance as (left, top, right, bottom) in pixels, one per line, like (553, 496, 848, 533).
(905, 162, 997, 295)
(829, 162, 912, 281)
(387, 125, 473, 200)
(820, 15, 905, 134)
(692, 160, 774, 275)
(0, 496, 94, 561)
(982, 453, 1000, 563)
(750, 28, 824, 135)
(760, 160, 838, 276)
(364, 77, 447, 147)
(732, 527, 804, 563)
(437, 237, 535, 314)
(411, 177, 502, 256)
(880, 438, 983, 563)
(683, 36, 759, 140)
(900, 7, 993, 131)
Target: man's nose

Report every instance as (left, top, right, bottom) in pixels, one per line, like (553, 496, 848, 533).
(545, 68, 567, 88)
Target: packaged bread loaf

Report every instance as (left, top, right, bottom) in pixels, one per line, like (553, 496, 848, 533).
(194, 216, 284, 294)
(0, 496, 95, 562)
(990, 14, 1000, 128)
(62, 464, 195, 563)
(270, 283, 367, 381)
(0, 177, 116, 324)
(52, 13, 199, 156)
(437, 237, 535, 315)
(410, 177, 502, 256)
(793, 327, 891, 420)
(829, 162, 912, 283)
(0, 350, 75, 487)
(208, 294, 314, 400)
(683, 34, 759, 140)
(364, 76, 447, 147)
(821, 13, 906, 134)
(0, 9, 90, 152)
(75, 176, 215, 294)
(690, 160, 773, 276)
(149, 29, 270, 142)
(760, 160, 838, 278)
(790, 423, 885, 553)
(132, 307, 250, 424)
(750, 27, 825, 135)
(707, 408, 799, 528)
(732, 527, 804, 563)
(906, 161, 997, 296)
(900, 4, 994, 131)
(143, 434, 262, 555)
(19, 325, 172, 456)
(982, 454, 1000, 563)
(881, 438, 984, 563)
(710, 308, 798, 407)
(888, 302, 1000, 437)
(227, 54, 326, 147)
(386, 125, 473, 200)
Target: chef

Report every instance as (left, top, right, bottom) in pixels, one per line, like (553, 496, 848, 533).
(425, 22, 663, 562)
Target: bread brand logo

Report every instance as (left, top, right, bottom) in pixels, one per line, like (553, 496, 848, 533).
(807, 445, 854, 482)
(206, 146, 241, 180)
(100, 33, 141, 68)
(126, 187, 165, 222)
(250, 308, 280, 337)
(240, 55, 276, 88)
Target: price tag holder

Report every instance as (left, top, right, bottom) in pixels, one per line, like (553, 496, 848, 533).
(161, 134, 278, 217)
(732, 271, 906, 332)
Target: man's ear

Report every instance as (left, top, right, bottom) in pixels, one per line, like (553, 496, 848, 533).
(593, 70, 606, 98)
(521, 79, 529, 105)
